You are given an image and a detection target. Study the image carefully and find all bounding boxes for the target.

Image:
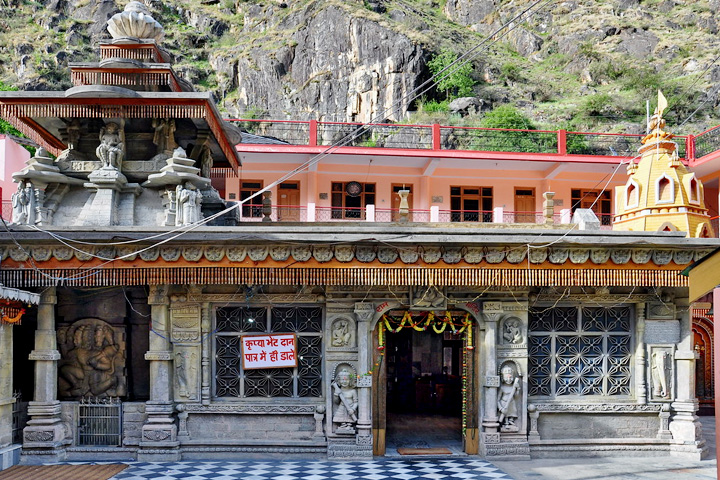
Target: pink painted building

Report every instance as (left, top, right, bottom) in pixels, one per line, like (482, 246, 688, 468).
(0, 136, 30, 213)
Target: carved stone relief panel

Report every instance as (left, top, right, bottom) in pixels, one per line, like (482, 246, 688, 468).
(500, 316, 524, 346)
(57, 318, 127, 399)
(328, 316, 356, 349)
(410, 286, 446, 310)
(174, 346, 199, 402)
(648, 345, 674, 402)
(170, 305, 201, 343)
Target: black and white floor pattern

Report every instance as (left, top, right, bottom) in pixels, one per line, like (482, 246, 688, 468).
(110, 459, 513, 480)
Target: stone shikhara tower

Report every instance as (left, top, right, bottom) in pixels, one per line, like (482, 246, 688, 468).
(4, 1, 241, 229)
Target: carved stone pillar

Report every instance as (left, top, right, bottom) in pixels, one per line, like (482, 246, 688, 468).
(481, 302, 502, 438)
(635, 302, 647, 403)
(0, 322, 12, 449)
(200, 302, 211, 405)
(23, 287, 68, 462)
(668, 294, 704, 459)
(354, 303, 374, 442)
(139, 285, 180, 461)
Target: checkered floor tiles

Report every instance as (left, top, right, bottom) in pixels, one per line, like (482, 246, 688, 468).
(109, 459, 514, 480)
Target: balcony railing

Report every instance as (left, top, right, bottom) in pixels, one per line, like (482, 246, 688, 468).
(235, 203, 602, 227)
(229, 119, 706, 160)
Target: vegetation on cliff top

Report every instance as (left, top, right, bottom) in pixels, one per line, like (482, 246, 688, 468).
(0, 0, 718, 134)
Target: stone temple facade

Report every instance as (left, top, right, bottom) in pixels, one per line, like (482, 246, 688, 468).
(0, 1, 715, 467)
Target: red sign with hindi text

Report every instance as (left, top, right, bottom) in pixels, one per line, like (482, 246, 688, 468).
(241, 333, 298, 369)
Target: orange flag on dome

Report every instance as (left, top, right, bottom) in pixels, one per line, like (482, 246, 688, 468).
(657, 89, 668, 117)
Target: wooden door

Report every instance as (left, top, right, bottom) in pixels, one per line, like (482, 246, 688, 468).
(514, 188, 535, 223)
(278, 182, 300, 221)
(391, 184, 413, 222)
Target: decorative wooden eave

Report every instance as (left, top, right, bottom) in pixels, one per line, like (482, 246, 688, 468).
(70, 65, 184, 92)
(0, 226, 716, 289)
(99, 42, 169, 63)
(0, 92, 241, 171)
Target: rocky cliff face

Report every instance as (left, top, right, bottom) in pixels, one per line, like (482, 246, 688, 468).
(220, 5, 425, 122)
(1, 0, 719, 132)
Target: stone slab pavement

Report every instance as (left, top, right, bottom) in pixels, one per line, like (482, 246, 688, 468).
(493, 416, 717, 480)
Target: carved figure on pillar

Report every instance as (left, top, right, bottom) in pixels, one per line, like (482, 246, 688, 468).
(497, 363, 520, 432)
(152, 118, 176, 155)
(175, 182, 202, 226)
(332, 367, 358, 434)
(95, 122, 125, 170)
(651, 348, 671, 399)
(67, 118, 81, 150)
(11, 181, 30, 224)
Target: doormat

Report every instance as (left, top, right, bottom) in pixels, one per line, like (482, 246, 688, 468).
(397, 447, 453, 455)
(0, 464, 127, 480)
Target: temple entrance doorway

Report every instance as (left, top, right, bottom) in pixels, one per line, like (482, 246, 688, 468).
(372, 310, 478, 456)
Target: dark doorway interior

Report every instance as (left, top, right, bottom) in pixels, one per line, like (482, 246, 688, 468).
(385, 327, 463, 453)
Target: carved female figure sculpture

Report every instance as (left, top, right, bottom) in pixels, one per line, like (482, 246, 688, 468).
(332, 368, 358, 434)
(95, 122, 125, 170)
(497, 364, 520, 432)
(331, 320, 351, 347)
(11, 182, 29, 224)
(503, 318, 522, 344)
(176, 182, 202, 226)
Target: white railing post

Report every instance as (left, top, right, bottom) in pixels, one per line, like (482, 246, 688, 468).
(430, 205, 439, 223)
(307, 202, 316, 222)
(366, 204, 375, 222)
(561, 208, 572, 224)
(493, 206, 504, 223)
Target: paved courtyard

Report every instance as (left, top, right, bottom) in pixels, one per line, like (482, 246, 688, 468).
(23, 416, 717, 480)
(109, 458, 512, 480)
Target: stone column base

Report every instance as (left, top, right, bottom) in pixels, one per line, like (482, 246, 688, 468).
(0, 445, 21, 471)
(327, 437, 373, 459)
(138, 421, 180, 462)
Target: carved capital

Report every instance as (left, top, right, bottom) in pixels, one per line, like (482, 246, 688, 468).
(145, 351, 173, 361)
(29, 349, 61, 361)
(354, 303, 374, 323)
(148, 285, 170, 305)
(39, 287, 57, 305)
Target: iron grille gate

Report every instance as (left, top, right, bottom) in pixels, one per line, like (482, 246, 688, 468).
(77, 397, 122, 446)
(12, 392, 25, 444)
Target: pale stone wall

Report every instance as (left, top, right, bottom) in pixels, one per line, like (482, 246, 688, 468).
(186, 414, 316, 442)
(537, 413, 659, 440)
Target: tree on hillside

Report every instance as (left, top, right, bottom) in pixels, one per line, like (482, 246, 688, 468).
(428, 49, 475, 99)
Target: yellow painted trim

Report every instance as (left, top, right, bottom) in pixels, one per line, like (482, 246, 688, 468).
(689, 250, 720, 301)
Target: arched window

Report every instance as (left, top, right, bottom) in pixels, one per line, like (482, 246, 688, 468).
(656, 175, 674, 204)
(626, 180, 639, 209)
(687, 174, 701, 205)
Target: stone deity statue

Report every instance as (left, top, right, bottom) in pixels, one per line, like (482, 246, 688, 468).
(331, 320, 352, 347)
(11, 181, 30, 224)
(332, 368, 358, 434)
(58, 322, 125, 398)
(95, 122, 125, 170)
(175, 182, 202, 226)
(651, 350, 670, 399)
(497, 364, 520, 432)
(152, 118, 176, 155)
(66, 118, 81, 150)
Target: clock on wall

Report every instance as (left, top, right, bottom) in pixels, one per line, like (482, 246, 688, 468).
(345, 181, 363, 197)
